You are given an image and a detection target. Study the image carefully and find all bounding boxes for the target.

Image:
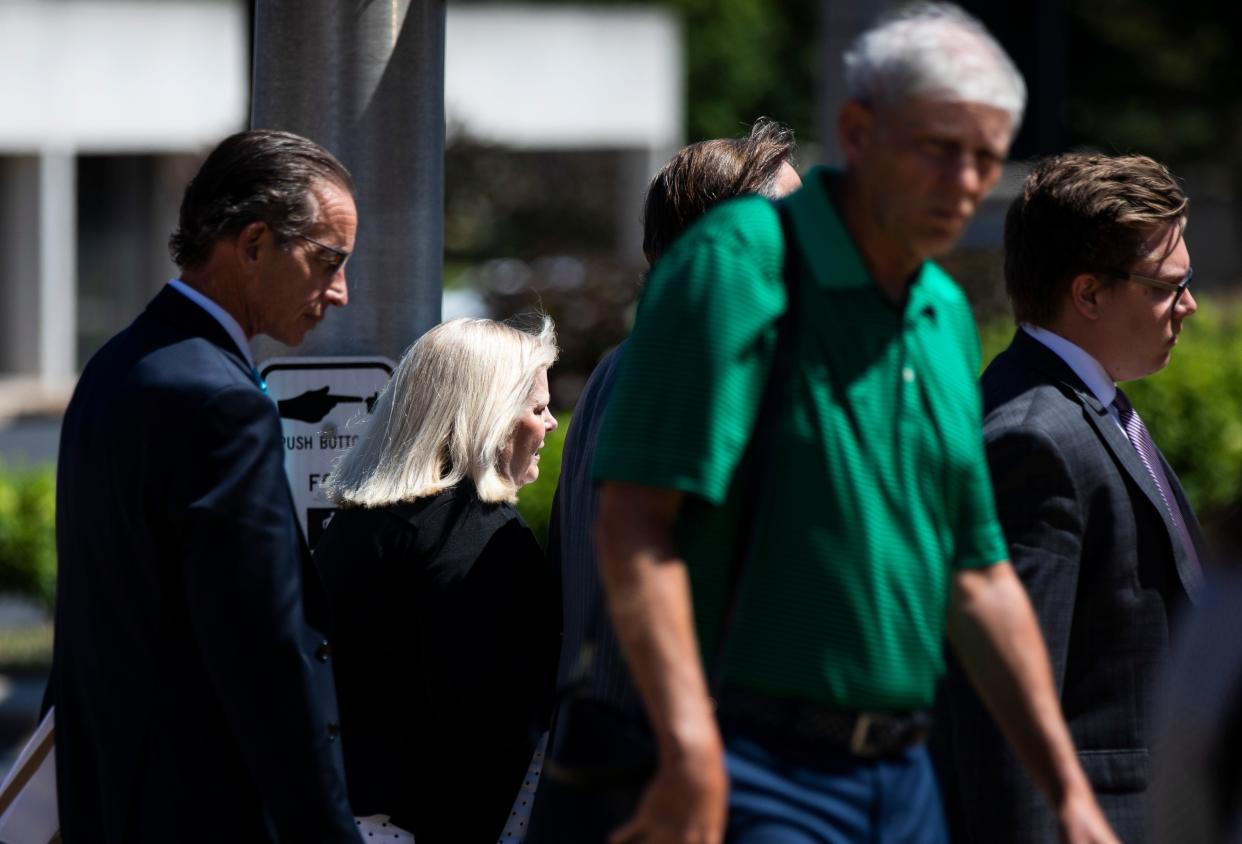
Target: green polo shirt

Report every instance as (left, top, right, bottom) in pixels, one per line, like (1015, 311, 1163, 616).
(594, 167, 1008, 711)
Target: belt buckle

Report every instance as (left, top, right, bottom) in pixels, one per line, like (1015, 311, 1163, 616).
(848, 713, 874, 756)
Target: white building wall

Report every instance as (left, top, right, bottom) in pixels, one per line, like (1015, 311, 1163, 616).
(445, 5, 683, 151)
(0, 1, 683, 385)
(0, 0, 249, 153)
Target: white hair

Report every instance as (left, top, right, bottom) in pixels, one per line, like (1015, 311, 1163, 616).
(325, 315, 558, 507)
(844, 2, 1026, 127)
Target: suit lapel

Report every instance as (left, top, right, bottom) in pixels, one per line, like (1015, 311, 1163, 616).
(1157, 450, 1206, 601)
(1078, 393, 1202, 599)
(1010, 331, 1202, 600)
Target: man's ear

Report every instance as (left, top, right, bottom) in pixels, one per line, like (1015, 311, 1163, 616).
(838, 101, 874, 164)
(1069, 272, 1107, 321)
(237, 221, 268, 266)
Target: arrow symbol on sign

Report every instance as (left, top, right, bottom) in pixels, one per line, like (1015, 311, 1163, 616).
(277, 386, 364, 424)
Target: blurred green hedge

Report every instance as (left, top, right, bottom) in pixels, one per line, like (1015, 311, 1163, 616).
(516, 411, 572, 548)
(979, 294, 1242, 531)
(0, 463, 57, 607)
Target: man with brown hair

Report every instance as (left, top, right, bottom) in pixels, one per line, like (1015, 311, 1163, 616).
(639, 119, 800, 265)
(526, 117, 799, 844)
(934, 152, 1204, 843)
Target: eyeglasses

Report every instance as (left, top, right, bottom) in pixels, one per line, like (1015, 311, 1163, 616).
(1105, 266, 1194, 310)
(294, 232, 350, 269)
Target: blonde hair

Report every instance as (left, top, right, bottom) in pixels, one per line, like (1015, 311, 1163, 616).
(325, 316, 558, 507)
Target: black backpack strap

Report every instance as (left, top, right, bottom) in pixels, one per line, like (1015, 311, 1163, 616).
(707, 197, 802, 692)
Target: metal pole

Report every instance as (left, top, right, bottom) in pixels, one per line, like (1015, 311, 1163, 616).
(251, 0, 445, 362)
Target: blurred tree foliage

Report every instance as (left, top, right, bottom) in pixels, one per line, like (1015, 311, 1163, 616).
(0, 463, 57, 607)
(1066, 1, 1242, 190)
(444, 141, 641, 406)
(445, 145, 622, 260)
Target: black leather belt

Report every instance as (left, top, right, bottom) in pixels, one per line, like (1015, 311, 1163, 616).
(717, 687, 933, 760)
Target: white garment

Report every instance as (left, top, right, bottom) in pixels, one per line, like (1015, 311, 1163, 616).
(0, 707, 58, 844)
(350, 732, 547, 844)
(499, 732, 547, 843)
(1021, 324, 1123, 430)
(355, 814, 416, 842)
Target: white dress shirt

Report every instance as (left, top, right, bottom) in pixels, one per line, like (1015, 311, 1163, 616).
(1021, 324, 1123, 429)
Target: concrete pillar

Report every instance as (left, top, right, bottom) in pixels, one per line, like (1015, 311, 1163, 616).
(250, 0, 446, 363)
(148, 156, 197, 299)
(39, 152, 77, 381)
(0, 153, 76, 381)
(0, 157, 37, 375)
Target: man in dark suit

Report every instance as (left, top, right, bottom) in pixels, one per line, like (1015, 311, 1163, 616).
(934, 153, 1204, 843)
(49, 129, 363, 842)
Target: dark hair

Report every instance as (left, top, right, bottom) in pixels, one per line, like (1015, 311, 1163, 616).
(641, 118, 796, 265)
(1005, 153, 1188, 326)
(168, 129, 355, 270)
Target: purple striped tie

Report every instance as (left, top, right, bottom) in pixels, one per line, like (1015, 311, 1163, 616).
(1113, 391, 1201, 577)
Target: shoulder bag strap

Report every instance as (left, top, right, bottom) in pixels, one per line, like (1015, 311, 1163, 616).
(706, 197, 801, 693)
(573, 198, 801, 696)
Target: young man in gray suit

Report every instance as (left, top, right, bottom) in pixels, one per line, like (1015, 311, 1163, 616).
(934, 153, 1204, 844)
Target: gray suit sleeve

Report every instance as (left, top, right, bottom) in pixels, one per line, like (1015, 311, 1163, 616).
(984, 425, 1085, 692)
(937, 425, 1086, 844)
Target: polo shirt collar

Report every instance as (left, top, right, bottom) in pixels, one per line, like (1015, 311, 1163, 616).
(784, 166, 936, 299)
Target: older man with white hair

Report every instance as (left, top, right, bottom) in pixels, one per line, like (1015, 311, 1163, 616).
(592, 4, 1119, 844)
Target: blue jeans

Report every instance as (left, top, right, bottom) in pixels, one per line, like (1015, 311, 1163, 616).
(725, 732, 948, 844)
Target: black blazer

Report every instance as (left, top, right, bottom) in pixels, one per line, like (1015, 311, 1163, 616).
(933, 329, 1204, 844)
(313, 483, 559, 844)
(49, 286, 359, 843)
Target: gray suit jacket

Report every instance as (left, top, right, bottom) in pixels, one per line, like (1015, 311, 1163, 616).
(933, 328, 1203, 844)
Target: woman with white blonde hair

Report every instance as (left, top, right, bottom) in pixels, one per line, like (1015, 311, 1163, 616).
(314, 315, 561, 844)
